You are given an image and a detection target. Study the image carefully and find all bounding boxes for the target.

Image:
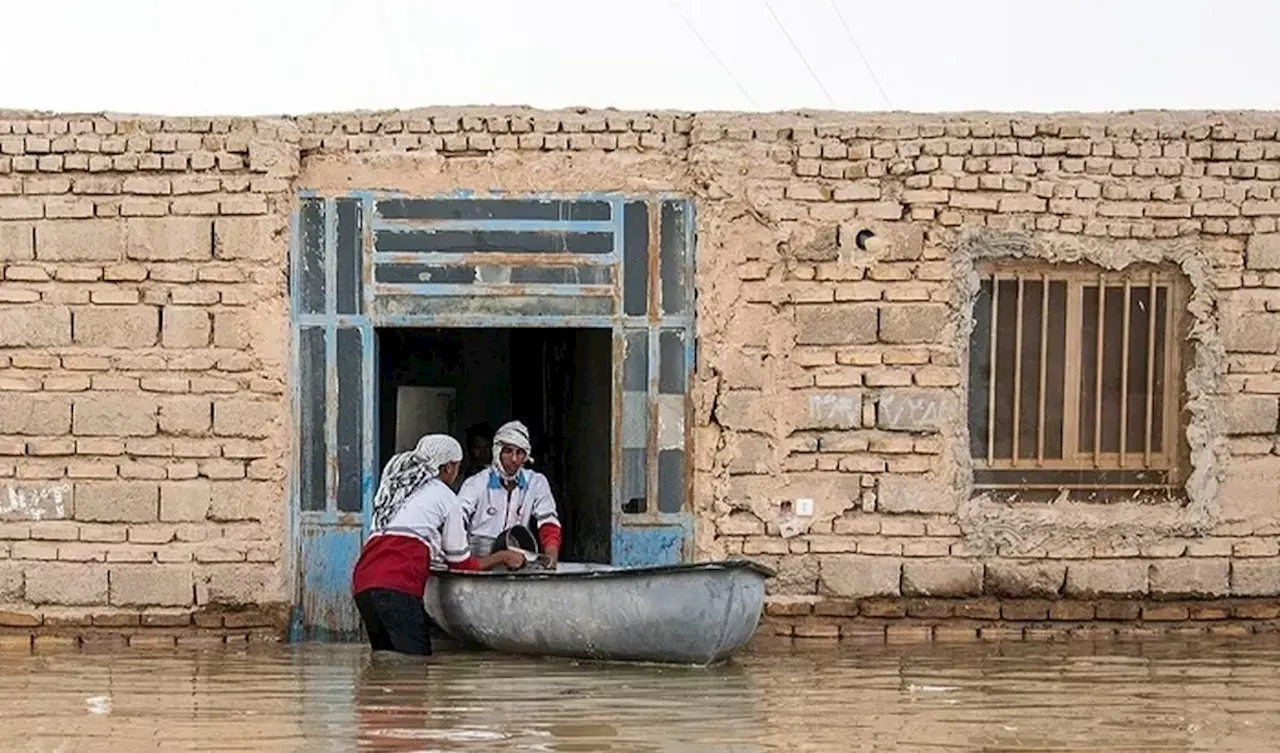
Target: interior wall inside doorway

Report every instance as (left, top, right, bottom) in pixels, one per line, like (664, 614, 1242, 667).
(376, 327, 613, 563)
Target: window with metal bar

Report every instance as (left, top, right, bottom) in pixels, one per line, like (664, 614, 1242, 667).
(968, 261, 1187, 497)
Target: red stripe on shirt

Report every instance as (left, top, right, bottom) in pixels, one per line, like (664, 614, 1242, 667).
(537, 521, 562, 551)
(351, 533, 431, 597)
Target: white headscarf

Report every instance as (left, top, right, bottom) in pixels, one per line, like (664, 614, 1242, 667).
(371, 434, 463, 531)
(492, 420, 533, 482)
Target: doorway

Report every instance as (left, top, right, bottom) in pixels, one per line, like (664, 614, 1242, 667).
(376, 327, 614, 563)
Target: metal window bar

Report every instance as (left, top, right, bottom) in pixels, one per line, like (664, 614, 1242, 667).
(973, 263, 1182, 489)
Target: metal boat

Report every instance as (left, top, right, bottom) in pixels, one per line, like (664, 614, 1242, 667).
(423, 559, 775, 665)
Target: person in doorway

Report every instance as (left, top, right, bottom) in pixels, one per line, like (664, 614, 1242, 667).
(351, 434, 526, 657)
(460, 422, 494, 482)
(457, 420, 562, 567)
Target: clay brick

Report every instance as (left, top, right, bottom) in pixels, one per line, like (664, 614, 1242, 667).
(1048, 600, 1096, 621)
(1234, 602, 1280, 619)
(985, 561, 1067, 597)
(74, 481, 158, 523)
(1227, 394, 1279, 435)
(73, 395, 157, 437)
(25, 562, 106, 605)
(812, 599, 857, 617)
(140, 611, 192, 627)
(1232, 561, 1280, 596)
(0, 561, 22, 601)
(793, 391, 863, 430)
(1223, 313, 1280, 354)
(1149, 559, 1230, 597)
(34, 220, 124, 261)
(901, 560, 982, 596)
(766, 599, 814, 617)
(795, 304, 878, 345)
(1065, 561, 1148, 597)
(162, 307, 211, 348)
(125, 217, 212, 261)
(0, 305, 71, 346)
(1247, 233, 1280, 270)
(1189, 604, 1230, 620)
(877, 389, 953, 431)
(198, 564, 275, 606)
(0, 396, 72, 435)
(159, 398, 211, 436)
(73, 306, 158, 347)
(955, 598, 1002, 620)
(214, 216, 283, 261)
(818, 555, 901, 597)
(0, 222, 34, 260)
(879, 304, 947, 344)
(1001, 600, 1051, 620)
(1142, 604, 1189, 621)
(109, 565, 192, 606)
(876, 475, 955, 514)
(159, 480, 211, 522)
(212, 400, 279, 439)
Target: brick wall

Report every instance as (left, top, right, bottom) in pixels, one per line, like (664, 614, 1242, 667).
(0, 114, 291, 640)
(3, 107, 1280, 643)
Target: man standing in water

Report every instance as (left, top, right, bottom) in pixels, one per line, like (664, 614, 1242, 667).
(457, 420, 562, 566)
(351, 434, 525, 656)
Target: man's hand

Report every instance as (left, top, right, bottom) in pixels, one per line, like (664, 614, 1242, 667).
(476, 549, 527, 571)
(496, 549, 527, 570)
(543, 545, 560, 568)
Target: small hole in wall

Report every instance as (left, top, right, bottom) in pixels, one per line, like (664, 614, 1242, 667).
(854, 229, 876, 250)
(779, 500, 793, 515)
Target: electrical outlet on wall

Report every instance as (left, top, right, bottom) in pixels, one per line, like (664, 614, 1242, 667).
(795, 498, 814, 517)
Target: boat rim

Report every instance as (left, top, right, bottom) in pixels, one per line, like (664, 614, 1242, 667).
(428, 557, 776, 581)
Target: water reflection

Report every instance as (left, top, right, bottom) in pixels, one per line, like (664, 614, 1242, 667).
(2, 638, 1279, 752)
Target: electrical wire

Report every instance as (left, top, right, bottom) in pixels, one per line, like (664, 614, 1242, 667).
(828, 0, 892, 108)
(760, 0, 837, 108)
(667, 0, 761, 109)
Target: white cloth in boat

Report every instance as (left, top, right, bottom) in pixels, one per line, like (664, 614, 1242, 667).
(457, 468, 559, 556)
(367, 477, 473, 568)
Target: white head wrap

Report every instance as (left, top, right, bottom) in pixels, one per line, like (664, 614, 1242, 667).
(371, 434, 463, 531)
(492, 420, 533, 481)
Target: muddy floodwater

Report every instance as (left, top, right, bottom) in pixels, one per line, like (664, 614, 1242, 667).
(4, 638, 1280, 752)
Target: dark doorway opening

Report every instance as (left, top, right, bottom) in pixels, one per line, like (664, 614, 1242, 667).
(375, 327, 613, 563)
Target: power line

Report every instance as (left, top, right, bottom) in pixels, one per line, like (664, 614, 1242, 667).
(759, 0, 837, 109)
(667, 0, 760, 109)
(828, 0, 893, 109)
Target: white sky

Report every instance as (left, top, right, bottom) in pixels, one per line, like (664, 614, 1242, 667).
(6, 0, 1279, 116)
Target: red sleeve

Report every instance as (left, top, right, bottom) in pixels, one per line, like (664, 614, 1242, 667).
(537, 521, 562, 551)
(448, 554, 480, 571)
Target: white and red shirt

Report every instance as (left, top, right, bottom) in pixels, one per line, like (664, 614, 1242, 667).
(457, 468, 562, 555)
(351, 478, 478, 597)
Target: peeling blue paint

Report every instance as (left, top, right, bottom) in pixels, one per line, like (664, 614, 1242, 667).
(612, 527, 684, 568)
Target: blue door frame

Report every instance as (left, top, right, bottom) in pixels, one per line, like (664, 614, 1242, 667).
(288, 192, 698, 641)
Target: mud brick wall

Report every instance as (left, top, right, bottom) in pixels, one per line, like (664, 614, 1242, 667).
(3, 107, 1280, 639)
(0, 113, 291, 635)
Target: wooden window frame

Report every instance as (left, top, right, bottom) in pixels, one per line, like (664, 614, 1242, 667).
(969, 260, 1189, 494)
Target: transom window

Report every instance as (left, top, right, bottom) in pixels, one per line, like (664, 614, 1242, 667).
(968, 261, 1188, 497)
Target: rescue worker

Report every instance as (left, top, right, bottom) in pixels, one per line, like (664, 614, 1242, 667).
(457, 420, 562, 567)
(351, 434, 525, 657)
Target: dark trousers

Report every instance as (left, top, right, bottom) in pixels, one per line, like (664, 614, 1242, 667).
(354, 588, 432, 656)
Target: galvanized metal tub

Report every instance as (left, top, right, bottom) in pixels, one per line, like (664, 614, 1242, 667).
(423, 559, 774, 666)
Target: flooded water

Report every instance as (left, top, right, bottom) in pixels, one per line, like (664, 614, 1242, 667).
(3, 638, 1280, 752)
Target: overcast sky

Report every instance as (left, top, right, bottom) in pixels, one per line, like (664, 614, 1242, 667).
(6, 0, 1278, 116)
